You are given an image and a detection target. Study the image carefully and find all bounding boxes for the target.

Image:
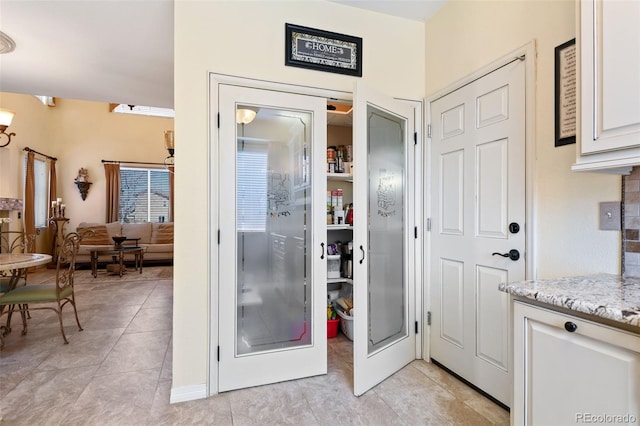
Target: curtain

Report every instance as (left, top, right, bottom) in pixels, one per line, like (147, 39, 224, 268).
(104, 163, 120, 223)
(169, 166, 174, 221)
(48, 159, 57, 255)
(24, 152, 36, 248)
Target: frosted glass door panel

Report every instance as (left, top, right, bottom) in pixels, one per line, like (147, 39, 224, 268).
(367, 105, 406, 353)
(236, 105, 312, 356)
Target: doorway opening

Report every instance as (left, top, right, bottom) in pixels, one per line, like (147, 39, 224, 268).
(211, 74, 422, 397)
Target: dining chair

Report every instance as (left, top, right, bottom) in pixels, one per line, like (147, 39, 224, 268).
(0, 232, 83, 349)
(0, 231, 37, 330)
(0, 231, 37, 293)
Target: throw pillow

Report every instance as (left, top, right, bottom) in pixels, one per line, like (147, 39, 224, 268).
(77, 224, 111, 245)
(151, 223, 173, 244)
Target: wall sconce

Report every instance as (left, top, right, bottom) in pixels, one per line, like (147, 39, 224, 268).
(164, 130, 175, 169)
(0, 108, 16, 148)
(74, 167, 92, 201)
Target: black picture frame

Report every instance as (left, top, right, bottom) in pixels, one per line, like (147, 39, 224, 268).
(555, 38, 577, 147)
(285, 23, 362, 77)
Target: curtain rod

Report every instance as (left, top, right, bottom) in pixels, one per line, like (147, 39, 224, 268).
(24, 147, 57, 161)
(101, 159, 166, 167)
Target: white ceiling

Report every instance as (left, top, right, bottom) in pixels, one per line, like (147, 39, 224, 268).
(0, 0, 445, 110)
(328, 0, 446, 22)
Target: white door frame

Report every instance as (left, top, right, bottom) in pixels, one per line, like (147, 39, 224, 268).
(209, 73, 423, 395)
(423, 41, 537, 362)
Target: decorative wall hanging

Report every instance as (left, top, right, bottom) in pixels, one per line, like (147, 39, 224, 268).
(74, 167, 92, 200)
(285, 23, 362, 77)
(555, 38, 576, 147)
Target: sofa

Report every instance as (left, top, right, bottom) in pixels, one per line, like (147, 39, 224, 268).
(75, 221, 173, 265)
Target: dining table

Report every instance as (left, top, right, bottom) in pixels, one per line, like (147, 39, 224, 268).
(0, 252, 52, 340)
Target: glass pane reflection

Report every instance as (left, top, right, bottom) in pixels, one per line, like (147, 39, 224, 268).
(367, 105, 407, 354)
(236, 105, 313, 356)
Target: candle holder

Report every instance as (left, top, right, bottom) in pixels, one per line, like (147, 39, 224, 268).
(51, 198, 66, 218)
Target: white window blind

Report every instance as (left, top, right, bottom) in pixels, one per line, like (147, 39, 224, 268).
(237, 144, 267, 232)
(119, 167, 170, 223)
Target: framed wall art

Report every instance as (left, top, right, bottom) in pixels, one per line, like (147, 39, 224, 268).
(285, 23, 362, 77)
(555, 38, 577, 147)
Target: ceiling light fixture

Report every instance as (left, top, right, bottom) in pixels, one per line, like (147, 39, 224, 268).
(0, 109, 16, 147)
(0, 31, 16, 54)
(236, 107, 259, 124)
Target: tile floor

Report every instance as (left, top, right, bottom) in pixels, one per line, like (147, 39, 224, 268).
(0, 266, 509, 425)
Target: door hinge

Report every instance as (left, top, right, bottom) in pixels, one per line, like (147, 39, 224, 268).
(414, 226, 418, 239)
(217, 113, 220, 129)
(414, 132, 417, 145)
(427, 218, 431, 232)
(415, 321, 419, 334)
(217, 229, 220, 244)
(217, 346, 220, 362)
(427, 124, 432, 138)
(427, 311, 432, 326)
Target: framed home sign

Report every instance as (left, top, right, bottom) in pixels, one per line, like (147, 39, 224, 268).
(555, 38, 577, 147)
(285, 23, 362, 77)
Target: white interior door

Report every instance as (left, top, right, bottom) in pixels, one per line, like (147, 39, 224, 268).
(218, 84, 327, 392)
(429, 59, 526, 406)
(352, 82, 416, 396)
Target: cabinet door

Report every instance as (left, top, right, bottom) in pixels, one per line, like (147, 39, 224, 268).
(513, 301, 640, 425)
(580, 0, 640, 154)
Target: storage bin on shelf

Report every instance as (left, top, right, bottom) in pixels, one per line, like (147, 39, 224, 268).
(335, 306, 354, 341)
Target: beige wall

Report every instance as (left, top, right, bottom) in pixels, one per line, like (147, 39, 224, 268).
(0, 94, 50, 201)
(0, 92, 173, 234)
(0, 94, 51, 235)
(425, 0, 621, 278)
(174, 0, 425, 393)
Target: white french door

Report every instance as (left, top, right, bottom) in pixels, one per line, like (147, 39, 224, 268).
(429, 58, 526, 406)
(218, 84, 327, 392)
(352, 82, 417, 396)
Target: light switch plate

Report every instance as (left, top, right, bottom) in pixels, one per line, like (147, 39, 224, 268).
(599, 201, 621, 231)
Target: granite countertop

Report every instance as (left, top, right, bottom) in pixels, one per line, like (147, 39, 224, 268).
(498, 273, 640, 328)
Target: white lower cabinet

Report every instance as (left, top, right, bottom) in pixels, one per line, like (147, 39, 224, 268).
(513, 301, 640, 425)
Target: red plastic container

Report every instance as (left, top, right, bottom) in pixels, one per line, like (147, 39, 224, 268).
(327, 318, 340, 338)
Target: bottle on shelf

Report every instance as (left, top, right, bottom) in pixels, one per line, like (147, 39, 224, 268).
(327, 146, 337, 173)
(345, 203, 354, 225)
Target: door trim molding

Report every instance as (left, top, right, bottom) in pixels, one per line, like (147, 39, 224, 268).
(208, 73, 424, 395)
(423, 41, 537, 361)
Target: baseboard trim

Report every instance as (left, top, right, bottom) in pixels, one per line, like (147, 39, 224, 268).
(170, 384, 208, 404)
(431, 358, 510, 412)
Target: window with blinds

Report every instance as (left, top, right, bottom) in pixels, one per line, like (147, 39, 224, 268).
(119, 167, 170, 223)
(237, 144, 267, 232)
(23, 156, 49, 228)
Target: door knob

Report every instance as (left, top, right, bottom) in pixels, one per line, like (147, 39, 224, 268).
(492, 249, 520, 261)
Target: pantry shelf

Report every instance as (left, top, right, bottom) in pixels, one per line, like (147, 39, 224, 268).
(327, 278, 354, 285)
(327, 224, 352, 231)
(327, 173, 353, 182)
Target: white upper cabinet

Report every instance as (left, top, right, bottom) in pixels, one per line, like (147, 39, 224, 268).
(573, 0, 640, 173)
